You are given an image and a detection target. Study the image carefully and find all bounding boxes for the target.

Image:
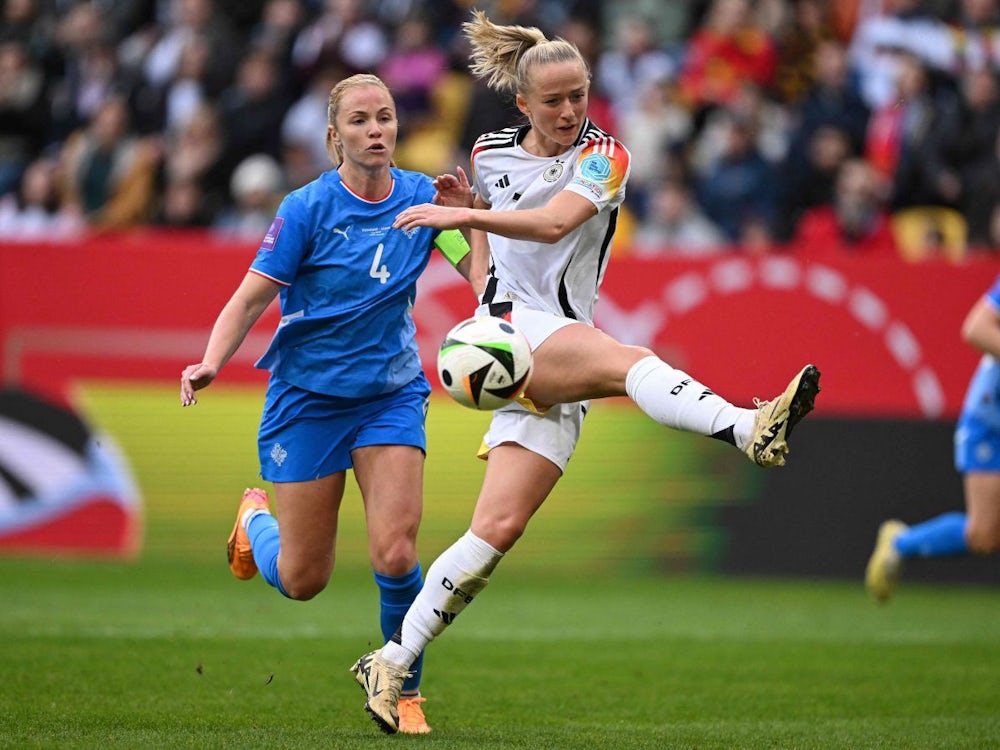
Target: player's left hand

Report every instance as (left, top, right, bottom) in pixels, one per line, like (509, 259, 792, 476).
(432, 166, 472, 208)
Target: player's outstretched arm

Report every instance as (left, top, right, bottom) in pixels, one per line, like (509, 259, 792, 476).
(395, 190, 596, 244)
(180, 272, 279, 406)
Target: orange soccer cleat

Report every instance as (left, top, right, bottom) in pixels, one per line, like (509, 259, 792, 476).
(226, 487, 270, 580)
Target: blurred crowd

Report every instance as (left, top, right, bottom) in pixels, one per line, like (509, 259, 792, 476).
(1, 0, 999, 260)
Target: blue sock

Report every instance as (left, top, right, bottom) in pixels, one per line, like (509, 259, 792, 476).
(894, 512, 969, 558)
(374, 564, 424, 693)
(246, 512, 289, 597)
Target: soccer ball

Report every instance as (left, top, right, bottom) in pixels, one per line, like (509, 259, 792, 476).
(437, 316, 533, 410)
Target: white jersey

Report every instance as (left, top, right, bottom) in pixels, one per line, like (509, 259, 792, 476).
(471, 119, 631, 324)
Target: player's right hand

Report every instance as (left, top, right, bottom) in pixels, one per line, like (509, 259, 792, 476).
(180, 363, 218, 406)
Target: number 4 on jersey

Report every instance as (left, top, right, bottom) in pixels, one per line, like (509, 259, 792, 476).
(370, 243, 390, 284)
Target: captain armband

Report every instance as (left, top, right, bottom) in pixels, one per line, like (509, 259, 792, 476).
(434, 229, 471, 267)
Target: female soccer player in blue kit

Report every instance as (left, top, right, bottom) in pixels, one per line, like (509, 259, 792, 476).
(350, 11, 821, 734)
(179, 73, 475, 734)
(866, 273, 1000, 602)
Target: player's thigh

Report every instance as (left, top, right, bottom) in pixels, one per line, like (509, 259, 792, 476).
(353, 443, 425, 573)
(528, 322, 649, 404)
(273, 472, 346, 577)
(964, 471, 1000, 550)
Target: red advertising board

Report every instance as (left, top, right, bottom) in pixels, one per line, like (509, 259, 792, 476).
(2, 230, 997, 418)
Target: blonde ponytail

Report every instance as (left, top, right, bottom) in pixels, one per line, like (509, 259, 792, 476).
(461, 9, 587, 96)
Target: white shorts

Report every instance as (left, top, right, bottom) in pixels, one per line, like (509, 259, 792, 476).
(475, 301, 577, 350)
(475, 303, 589, 472)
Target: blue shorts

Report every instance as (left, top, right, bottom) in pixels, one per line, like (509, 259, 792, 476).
(954, 419, 1000, 473)
(954, 357, 1000, 473)
(257, 374, 431, 482)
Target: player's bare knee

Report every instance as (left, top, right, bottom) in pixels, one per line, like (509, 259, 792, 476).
(283, 576, 328, 600)
(280, 562, 332, 600)
(610, 345, 655, 390)
(476, 516, 525, 551)
(372, 539, 418, 577)
(628, 344, 655, 361)
(965, 524, 1000, 555)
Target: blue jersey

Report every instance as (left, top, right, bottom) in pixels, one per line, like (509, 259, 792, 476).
(251, 168, 438, 398)
(955, 274, 1000, 471)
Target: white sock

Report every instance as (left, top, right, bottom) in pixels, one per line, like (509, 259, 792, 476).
(381, 530, 503, 667)
(625, 356, 755, 448)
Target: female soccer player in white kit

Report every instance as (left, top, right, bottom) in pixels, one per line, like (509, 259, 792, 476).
(351, 11, 821, 733)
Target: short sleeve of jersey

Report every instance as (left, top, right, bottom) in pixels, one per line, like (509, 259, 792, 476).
(986, 274, 1000, 312)
(470, 151, 490, 206)
(564, 137, 630, 210)
(250, 192, 310, 285)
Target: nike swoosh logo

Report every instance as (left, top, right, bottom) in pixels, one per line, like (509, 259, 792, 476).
(756, 421, 783, 450)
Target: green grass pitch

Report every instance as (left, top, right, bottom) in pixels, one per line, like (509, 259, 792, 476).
(1, 383, 998, 749)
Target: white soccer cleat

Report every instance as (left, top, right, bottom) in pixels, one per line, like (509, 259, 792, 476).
(350, 650, 411, 734)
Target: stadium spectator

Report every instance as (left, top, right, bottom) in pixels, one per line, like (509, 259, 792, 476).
(57, 94, 161, 228)
(864, 51, 962, 211)
(47, 4, 123, 145)
(138, 0, 240, 99)
(211, 152, 284, 240)
(246, 0, 306, 72)
(0, 155, 84, 239)
(770, 0, 838, 104)
(783, 37, 870, 180)
(677, 0, 778, 116)
(594, 12, 676, 124)
(290, 0, 388, 80)
(696, 108, 780, 243)
(129, 30, 212, 136)
(777, 124, 855, 242)
(962, 128, 1000, 251)
(689, 80, 789, 176)
(631, 178, 729, 255)
(216, 47, 291, 177)
(793, 157, 897, 258)
(618, 76, 692, 220)
(377, 14, 447, 128)
(924, 0, 1000, 78)
(281, 63, 344, 188)
(866, 272, 1000, 602)
(376, 13, 453, 175)
(180, 73, 477, 735)
(161, 102, 228, 215)
(0, 0, 56, 66)
(847, 0, 941, 110)
(602, 0, 689, 51)
(941, 68, 1000, 247)
(352, 10, 820, 735)
(0, 40, 49, 195)
(153, 174, 215, 227)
